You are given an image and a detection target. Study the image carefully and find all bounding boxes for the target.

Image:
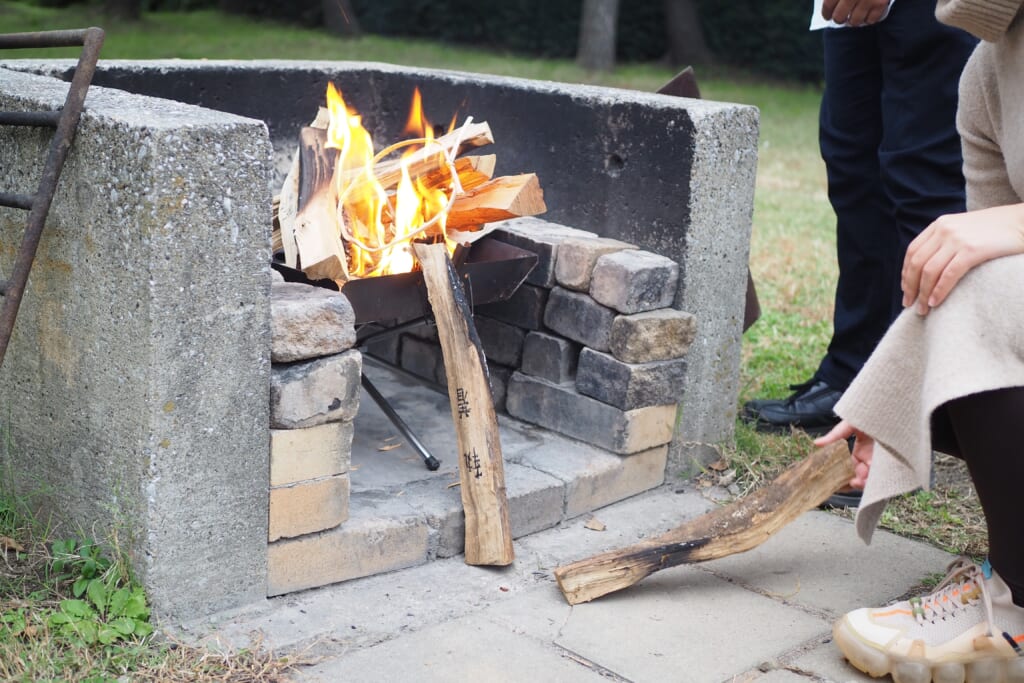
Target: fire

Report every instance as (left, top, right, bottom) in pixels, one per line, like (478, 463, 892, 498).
(324, 83, 459, 278)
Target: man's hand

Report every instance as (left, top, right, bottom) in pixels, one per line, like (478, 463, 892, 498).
(821, 0, 890, 26)
(814, 420, 873, 489)
(902, 203, 1024, 315)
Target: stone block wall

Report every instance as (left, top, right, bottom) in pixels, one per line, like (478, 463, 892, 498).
(268, 278, 360, 586)
(373, 218, 699, 457)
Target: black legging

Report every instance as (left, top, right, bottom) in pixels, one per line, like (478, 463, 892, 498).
(931, 387, 1024, 607)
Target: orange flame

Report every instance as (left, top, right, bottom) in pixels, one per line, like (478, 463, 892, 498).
(324, 84, 458, 278)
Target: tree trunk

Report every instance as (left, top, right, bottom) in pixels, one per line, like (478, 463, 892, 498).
(322, 0, 362, 37)
(663, 0, 713, 66)
(104, 0, 140, 20)
(576, 0, 620, 72)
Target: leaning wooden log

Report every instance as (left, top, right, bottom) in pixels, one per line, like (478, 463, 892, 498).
(553, 441, 854, 605)
(445, 173, 546, 231)
(413, 241, 515, 566)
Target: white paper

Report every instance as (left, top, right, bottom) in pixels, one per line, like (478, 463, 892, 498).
(810, 0, 895, 30)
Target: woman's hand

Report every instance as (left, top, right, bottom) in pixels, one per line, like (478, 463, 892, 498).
(814, 420, 874, 489)
(821, 0, 891, 26)
(902, 203, 1024, 315)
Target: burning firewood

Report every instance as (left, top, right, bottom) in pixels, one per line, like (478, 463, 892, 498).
(445, 173, 546, 231)
(553, 441, 854, 605)
(413, 241, 514, 566)
(272, 84, 546, 283)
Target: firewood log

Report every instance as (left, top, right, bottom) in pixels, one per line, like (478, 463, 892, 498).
(553, 441, 854, 605)
(413, 241, 515, 566)
(445, 173, 546, 230)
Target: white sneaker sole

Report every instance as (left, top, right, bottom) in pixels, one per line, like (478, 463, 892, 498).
(833, 616, 1024, 683)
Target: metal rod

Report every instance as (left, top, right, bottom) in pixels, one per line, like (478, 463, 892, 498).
(0, 28, 96, 49)
(0, 111, 62, 127)
(0, 192, 33, 210)
(361, 373, 441, 471)
(0, 27, 104, 366)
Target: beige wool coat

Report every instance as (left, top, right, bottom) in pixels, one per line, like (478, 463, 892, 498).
(834, 0, 1024, 542)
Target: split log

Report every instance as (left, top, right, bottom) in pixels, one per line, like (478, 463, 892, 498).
(345, 121, 495, 196)
(413, 241, 514, 566)
(417, 154, 496, 193)
(293, 126, 348, 281)
(445, 174, 546, 231)
(554, 441, 854, 605)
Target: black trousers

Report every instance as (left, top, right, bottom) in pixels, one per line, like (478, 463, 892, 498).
(815, 0, 977, 391)
(932, 388, 1024, 607)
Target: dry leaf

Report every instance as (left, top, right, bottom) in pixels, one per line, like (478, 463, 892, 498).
(707, 459, 728, 472)
(377, 442, 402, 452)
(1, 535, 25, 553)
(583, 517, 606, 532)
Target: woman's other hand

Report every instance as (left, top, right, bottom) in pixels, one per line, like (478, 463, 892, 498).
(815, 420, 874, 489)
(902, 203, 1024, 315)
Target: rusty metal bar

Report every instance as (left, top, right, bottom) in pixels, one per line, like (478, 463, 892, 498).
(0, 192, 34, 210)
(0, 27, 105, 367)
(0, 29, 98, 49)
(0, 111, 61, 127)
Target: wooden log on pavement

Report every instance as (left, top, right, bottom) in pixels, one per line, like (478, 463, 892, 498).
(553, 441, 854, 604)
(413, 241, 515, 566)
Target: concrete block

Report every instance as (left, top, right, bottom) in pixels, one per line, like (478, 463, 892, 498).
(270, 421, 353, 487)
(268, 474, 350, 542)
(267, 503, 429, 596)
(542, 287, 616, 352)
(590, 250, 679, 314)
(475, 283, 549, 331)
(610, 308, 697, 363)
(0, 68, 274, 620)
(520, 331, 579, 384)
(270, 350, 362, 429)
(491, 218, 597, 288)
(488, 363, 512, 414)
(519, 445, 667, 518)
(505, 373, 676, 454)
(554, 236, 636, 292)
(475, 316, 526, 367)
(271, 282, 356, 362)
(399, 335, 446, 386)
(576, 348, 687, 410)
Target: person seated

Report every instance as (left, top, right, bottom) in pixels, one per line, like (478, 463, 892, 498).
(815, 0, 1024, 678)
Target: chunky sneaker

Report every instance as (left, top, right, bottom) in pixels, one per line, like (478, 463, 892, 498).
(833, 557, 1024, 683)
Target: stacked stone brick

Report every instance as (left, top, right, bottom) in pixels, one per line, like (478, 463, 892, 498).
(371, 217, 697, 455)
(267, 277, 361, 566)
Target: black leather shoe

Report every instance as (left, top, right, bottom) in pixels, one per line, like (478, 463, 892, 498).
(742, 378, 843, 436)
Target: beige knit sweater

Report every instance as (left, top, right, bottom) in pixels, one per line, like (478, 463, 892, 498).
(835, 0, 1024, 541)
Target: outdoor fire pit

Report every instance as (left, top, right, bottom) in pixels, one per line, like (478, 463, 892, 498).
(0, 58, 758, 620)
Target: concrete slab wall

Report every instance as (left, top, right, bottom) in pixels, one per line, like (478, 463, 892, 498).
(6, 60, 759, 474)
(0, 67, 273, 620)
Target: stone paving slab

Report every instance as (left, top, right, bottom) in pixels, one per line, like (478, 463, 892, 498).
(200, 484, 956, 683)
(554, 568, 829, 682)
(703, 511, 952, 616)
(295, 614, 608, 683)
(788, 637, 876, 683)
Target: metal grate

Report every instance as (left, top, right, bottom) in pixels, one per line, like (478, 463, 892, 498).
(0, 27, 104, 367)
